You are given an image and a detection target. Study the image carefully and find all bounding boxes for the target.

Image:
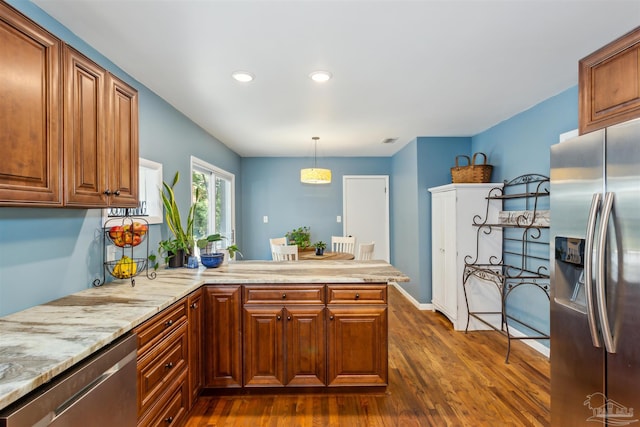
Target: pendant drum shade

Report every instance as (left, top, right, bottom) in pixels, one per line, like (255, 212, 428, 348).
(300, 167, 332, 184)
(301, 137, 331, 184)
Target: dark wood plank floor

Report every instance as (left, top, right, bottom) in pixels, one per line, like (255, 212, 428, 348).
(185, 285, 550, 426)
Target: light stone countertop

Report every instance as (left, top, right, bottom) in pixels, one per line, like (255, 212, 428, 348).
(0, 260, 409, 411)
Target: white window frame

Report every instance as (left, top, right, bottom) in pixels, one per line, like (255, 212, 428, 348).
(190, 156, 236, 245)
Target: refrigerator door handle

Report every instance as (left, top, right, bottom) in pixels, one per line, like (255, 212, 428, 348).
(596, 191, 616, 353)
(584, 192, 602, 348)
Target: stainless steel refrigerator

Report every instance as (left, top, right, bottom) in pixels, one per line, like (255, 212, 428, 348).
(550, 117, 640, 426)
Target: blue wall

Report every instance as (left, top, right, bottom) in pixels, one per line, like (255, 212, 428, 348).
(241, 157, 390, 260)
(470, 87, 579, 340)
(391, 137, 471, 303)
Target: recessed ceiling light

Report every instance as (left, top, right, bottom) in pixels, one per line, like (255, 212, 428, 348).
(309, 70, 332, 83)
(231, 71, 254, 83)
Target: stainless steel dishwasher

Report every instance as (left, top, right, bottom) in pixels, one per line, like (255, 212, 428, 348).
(0, 333, 137, 427)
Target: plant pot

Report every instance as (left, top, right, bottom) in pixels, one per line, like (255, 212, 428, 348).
(315, 247, 325, 256)
(201, 252, 224, 268)
(167, 249, 185, 268)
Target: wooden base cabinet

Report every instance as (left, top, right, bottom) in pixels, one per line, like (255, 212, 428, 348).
(187, 289, 203, 408)
(202, 283, 388, 392)
(134, 298, 189, 426)
(243, 285, 326, 387)
(326, 285, 388, 386)
(203, 285, 242, 388)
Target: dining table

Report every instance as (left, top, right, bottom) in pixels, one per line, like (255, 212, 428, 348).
(298, 251, 355, 260)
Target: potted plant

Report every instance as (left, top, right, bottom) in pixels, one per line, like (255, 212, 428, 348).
(158, 238, 188, 268)
(159, 171, 200, 267)
(313, 241, 326, 256)
(226, 244, 243, 261)
(196, 233, 224, 254)
(286, 226, 311, 250)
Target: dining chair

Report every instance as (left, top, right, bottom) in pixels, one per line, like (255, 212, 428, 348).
(357, 242, 375, 260)
(331, 236, 356, 255)
(271, 244, 299, 261)
(269, 237, 287, 260)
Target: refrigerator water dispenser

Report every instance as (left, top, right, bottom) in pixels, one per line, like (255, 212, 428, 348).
(554, 236, 587, 313)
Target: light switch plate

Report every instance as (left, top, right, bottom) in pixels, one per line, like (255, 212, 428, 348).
(263, 216, 269, 223)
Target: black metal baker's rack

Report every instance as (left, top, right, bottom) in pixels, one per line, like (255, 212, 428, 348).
(94, 210, 156, 287)
(462, 174, 550, 363)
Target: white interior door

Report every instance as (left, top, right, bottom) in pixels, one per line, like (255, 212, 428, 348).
(343, 176, 389, 262)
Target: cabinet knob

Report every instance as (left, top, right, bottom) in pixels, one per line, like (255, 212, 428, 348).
(113, 190, 121, 196)
(190, 302, 198, 309)
(277, 315, 282, 321)
(287, 316, 292, 321)
(355, 293, 360, 300)
(103, 189, 112, 196)
(165, 362, 173, 369)
(165, 319, 173, 327)
(282, 293, 286, 299)
(165, 416, 173, 424)
(329, 315, 334, 320)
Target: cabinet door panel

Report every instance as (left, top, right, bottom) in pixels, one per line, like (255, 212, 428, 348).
(0, 3, 62, 206)
(203, 286, 242, 388)
(327, 306, 388, 386)
(285, 306, 326, 386)
(243, 306, 285, 387)
(63, 45, 107, 206)
(107, 74, 138, 207)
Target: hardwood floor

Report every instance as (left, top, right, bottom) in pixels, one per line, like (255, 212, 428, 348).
(184, 285, 550, 426)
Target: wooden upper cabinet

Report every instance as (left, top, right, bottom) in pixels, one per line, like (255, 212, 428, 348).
(63, 45, 108, 207)
(0, 2, 63, 206)
(0, 2, 139, 208)
(579, 26, 640, 134)
(106, 73, 139, 207)
(63, 48, 139, 208)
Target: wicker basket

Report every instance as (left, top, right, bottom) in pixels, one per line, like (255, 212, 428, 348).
(450, 152, 493, 183)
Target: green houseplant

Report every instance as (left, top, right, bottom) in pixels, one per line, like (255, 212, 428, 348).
(312, 240, 326, 256)
(196, 233, 224, 254)
(286, 226, 311, 250)
(227, 244, 243, 260)
(159, 171, 200, 267)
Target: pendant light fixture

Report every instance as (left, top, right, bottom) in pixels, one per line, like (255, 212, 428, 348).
(300, 137, 331, 184)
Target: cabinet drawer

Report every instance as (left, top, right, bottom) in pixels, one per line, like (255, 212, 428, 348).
(137, 323, 188, 417)
(135, 299, 187, 356)
(326, 284, 387, 304)
(243, 285, 325, 304)
(138, 369, 188, 427)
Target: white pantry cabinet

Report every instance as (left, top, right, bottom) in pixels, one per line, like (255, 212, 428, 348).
(429, 184, 503, 331)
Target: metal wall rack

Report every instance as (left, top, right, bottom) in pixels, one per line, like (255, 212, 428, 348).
(462, 174, 550, 362)
(94, 210, 156, 287)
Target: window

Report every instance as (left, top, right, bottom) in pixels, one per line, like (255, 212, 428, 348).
(191, 156, 235, 251)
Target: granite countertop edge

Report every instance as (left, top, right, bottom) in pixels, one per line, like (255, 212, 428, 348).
(0, 260, 409, 411)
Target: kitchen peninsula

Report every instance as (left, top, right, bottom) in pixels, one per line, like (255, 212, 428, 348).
(0, 260, 409, 418)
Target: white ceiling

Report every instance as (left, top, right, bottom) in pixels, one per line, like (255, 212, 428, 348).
(33, 0, 640, 157)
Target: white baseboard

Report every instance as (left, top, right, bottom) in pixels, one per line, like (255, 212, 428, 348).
(506, 326, 550, 358)
(389, 282, 549, 359)
(389, 282, 432, 310)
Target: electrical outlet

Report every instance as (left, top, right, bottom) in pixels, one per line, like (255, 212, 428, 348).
(337, 215, 342, 223)
(263, 216, 269, 223)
